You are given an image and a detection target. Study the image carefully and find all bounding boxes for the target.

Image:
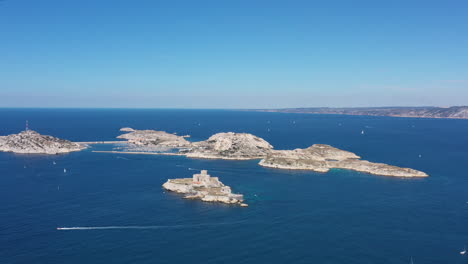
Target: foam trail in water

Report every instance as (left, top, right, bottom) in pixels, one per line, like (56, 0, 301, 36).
(57, 221, 244, 231)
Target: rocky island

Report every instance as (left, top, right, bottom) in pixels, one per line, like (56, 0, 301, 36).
(0, 130, 86, 154)
(117, 128, 191, 148)
(114, 129, 273, 159)
(163, 170, 247, 206)
(182, 132, 273, 160)
(259, 144, 428, 177)
(110, 128, 428, 177)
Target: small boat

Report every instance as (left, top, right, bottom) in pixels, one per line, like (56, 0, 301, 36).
(461, 246, 466, 255)
(53, 161, 56, 165)
(63, 168, 67, 173)
(361, 130, 365, 135)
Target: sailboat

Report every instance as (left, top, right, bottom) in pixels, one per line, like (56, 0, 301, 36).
(461, 246, 466, 255)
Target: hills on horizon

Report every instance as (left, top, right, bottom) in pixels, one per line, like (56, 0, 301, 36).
(252, 106, 468, 120)
(2, 106, 468, 120)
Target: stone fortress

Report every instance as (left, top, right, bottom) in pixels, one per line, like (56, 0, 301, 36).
(163, 170, 247, 206)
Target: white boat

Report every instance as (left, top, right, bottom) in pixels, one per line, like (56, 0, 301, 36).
(361, 130, 365, 135)
(461, 246, 466, 255)
(63, 168, 67, 173)
(53, 161, 56, 165)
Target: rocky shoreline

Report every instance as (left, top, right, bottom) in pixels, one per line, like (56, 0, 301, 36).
(163, 170, 247, 206)
(0, 130, 87, 154)
(114, 128, 428, 178)
(0, 127, 428, 177)
(259, 144, 427, 177)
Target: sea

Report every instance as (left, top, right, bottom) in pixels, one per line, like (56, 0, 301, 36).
(0, 108, 467, 264)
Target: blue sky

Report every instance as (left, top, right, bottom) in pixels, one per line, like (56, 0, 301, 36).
(1, 0, 467, 108)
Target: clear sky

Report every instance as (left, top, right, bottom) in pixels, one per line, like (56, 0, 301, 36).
(1, 0, 467, 108)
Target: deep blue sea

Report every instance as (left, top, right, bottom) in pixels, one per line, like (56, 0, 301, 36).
(0, 109, 467, 264)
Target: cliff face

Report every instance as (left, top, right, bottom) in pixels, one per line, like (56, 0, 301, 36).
(254, 106, 468, 119)
(184, 132, 273, 160)
(259, 144, 428, 177)
(0, 130, 86, 154)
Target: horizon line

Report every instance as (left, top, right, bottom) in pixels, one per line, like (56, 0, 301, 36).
(0, 105, 467, 110)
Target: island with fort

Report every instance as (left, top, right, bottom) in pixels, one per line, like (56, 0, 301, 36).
(0, 129, 87, 154)
(163, 170, 247, 206)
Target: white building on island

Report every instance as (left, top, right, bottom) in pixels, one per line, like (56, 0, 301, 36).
(192, 170, 222, 187)
(163, 169, 246, 206)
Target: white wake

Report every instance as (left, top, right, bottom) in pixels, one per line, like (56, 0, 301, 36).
(57, 222, 243, 231)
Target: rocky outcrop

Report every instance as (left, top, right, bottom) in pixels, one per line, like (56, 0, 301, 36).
(259, 144, 428, 177)
(114, 128, 427, 177)
(0, 130, 86, 154)
(182, 132, 273, 160)
(163, 170, 246, 205)
(331, 159, 428, 177)
(119, 127, 135, 132)
(253, 106, 468, 119)
(117, 128, 191, 148)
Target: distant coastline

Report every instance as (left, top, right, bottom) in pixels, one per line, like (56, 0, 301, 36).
(248, 106, 468, 120)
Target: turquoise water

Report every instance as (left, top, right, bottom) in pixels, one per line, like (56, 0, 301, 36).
(0, 109, 467, 264)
